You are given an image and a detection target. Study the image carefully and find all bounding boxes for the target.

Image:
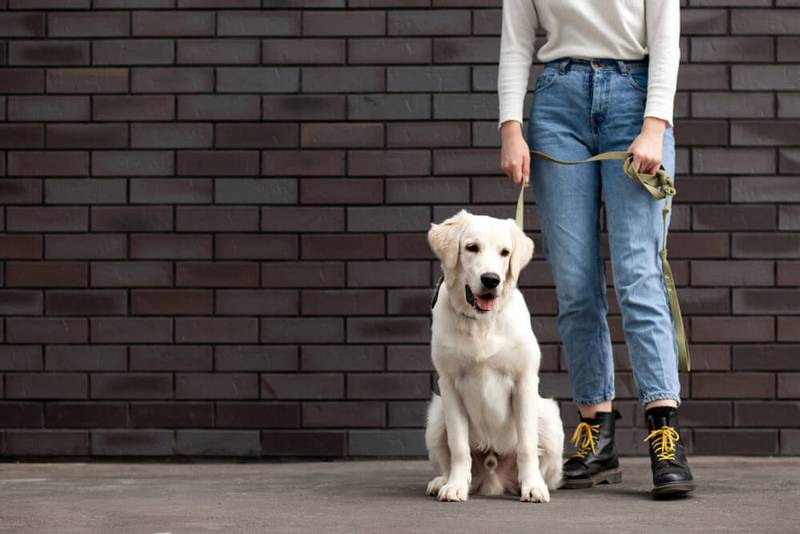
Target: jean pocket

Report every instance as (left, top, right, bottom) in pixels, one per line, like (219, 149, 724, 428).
(626, 70, 648, 93)
(534, 67, 561, 95)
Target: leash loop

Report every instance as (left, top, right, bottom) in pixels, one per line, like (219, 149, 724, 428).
(515, 150, 690, 373)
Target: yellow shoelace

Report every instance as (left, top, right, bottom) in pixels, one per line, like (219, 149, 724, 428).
(643, 425, 680, 461)
(570, 422, 600, 459)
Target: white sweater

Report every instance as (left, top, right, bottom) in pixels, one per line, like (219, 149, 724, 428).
(497, 0, 681, 130)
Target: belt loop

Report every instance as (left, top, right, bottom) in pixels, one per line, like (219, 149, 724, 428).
(616, 60, 628, 75)
(559, 57, 570, 74)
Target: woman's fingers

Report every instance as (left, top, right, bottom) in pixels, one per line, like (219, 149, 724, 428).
(522, 152, 531, 186)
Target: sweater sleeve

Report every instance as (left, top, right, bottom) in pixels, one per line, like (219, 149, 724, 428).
(497, 0, 538, 131)
(644, 0, 681, 128)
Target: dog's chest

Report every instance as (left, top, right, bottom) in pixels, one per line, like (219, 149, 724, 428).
(455, 366, 516, 448)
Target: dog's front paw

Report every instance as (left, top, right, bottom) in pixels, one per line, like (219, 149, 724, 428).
(437, 480, 469, 502)
(426, 476, 447, 496)
(520, 481, 550, 503)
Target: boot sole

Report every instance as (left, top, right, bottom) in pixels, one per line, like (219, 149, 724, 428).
(560, 467, 623, 489)
(652, 480, 695, 498)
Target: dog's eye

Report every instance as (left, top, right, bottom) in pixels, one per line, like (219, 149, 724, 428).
(466, 244, 479, 253)
(500, 248, 510, 257)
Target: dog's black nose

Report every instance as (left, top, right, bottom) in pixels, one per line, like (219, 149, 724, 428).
(480, 272, 500, 289)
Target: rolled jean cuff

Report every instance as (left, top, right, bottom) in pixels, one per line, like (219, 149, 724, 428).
(640, 392, 682, 408)
(574, 391, 615, 407)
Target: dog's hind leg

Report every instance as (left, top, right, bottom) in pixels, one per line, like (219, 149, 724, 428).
(537, 398, 565, 490)
(424, 393, 450, 496)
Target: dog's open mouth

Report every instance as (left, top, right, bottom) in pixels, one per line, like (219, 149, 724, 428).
(465, 285, 496, 312)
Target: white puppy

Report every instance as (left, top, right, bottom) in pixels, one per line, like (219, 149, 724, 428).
(424, 209, 564, 503)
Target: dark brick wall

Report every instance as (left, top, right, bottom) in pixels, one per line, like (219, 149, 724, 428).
(0, 1, 798, 458)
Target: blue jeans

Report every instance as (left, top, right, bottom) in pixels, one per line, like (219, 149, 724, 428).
(526, 57, 680, 407)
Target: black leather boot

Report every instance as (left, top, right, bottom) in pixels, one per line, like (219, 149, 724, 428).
(644, 405, 695, 498)
(561, 409, 624, 489)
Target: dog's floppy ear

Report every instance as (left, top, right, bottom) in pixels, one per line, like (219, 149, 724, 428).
(428, 209, 470, 274)
(506, 220, 534, 286)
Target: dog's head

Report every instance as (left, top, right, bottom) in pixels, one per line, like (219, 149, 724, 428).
(428, 209, 534, 317)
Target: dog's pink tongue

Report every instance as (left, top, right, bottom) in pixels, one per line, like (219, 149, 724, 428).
(475, 295, 496, 311)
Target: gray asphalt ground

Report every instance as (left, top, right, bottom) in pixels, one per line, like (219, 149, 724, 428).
(0, 457, 798, 533)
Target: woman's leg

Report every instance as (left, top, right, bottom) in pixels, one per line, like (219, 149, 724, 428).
(599, 63, 681, 409)
(528, 60, 615, 413)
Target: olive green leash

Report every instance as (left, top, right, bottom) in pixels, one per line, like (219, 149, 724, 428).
(515, 150, 690, 373)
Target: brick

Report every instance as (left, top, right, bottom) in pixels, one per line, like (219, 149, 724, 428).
(0, 124, 43, 148)
(388, 10, 469, 35)
(5, 430, 88, 456)
(681, 8, 728, 34)
(47, 68, 128, 93)
(175, 430, 260, 456)
(387, 346, 433, 372)
(0, 402, 43, 428)
(0, 346, 42, 371)
(348, 38, 430, 64)
(731, 120, 800, 146)
(216, 123, 297, 148)
(261, 430, 346, 457)
(434, 37, 500, 63)
(261, 318, 344, 343)
(677, 65, 729, 90)
(731, 8, 800, 33)
(303, 11, 385, 36)
(778, 93, 800, 118)
(45, 234, 125, 260)
(692, 148, 776, 174)
(9, 40, 89, 66)
(0, 68, 44, 93)
(388, 401, 428, 427)
(93, 39, 174, 65)
(262, 373, 344, 400)
(388, 66, 470, 92)
(780, 149, 800, 173)
(93, 151, 173, 176)
(91, 261, 172, 287)
(303, 402, 385, 428)
(94, 95, 175, 121)
(6, 318, 87, 343)
(264, 38, 345, 64)
(45, 345, 127, 371)
(176, 373, 259, 400)
(302, 234, 383, 260)
(46, 123, 127, 149)
(261, 261, 344, 288)
(778, 261, 800, 286)
(691, 92, 774, 118)
(733, 289, 800, 314)
(692, 317, 774, 342)
(691, 260, 774, 286)
(92, 206, 173, 232)
(91, 374, 172, 400)
(691, 36, 773, 61)
(133, 11, 214, 36)
(692, 372, 774, 399)
(263, 95, 346, 121)
(91, 317, 172, 343)
(6, 261, 87, 288)
(176, 262, 259, 287)
(216, 234, 297, 260)
(217, 289, 298, 316)
(130, 402, 214, 428)
(6, 373, 87, 399)
(9, 95, 89, 121)
(779, 318, 800, 342)
(48, 12, 129, 37)
(0, 13, 45, 37)
(175, 317, 259, 343)
(781, 205, 800, 230)
(303, 66, 383, 93)
(91, 430, 173, 456)
(177, 150, 259, 176)
(694, 429, 778, 455)
(217, 402, 299, 428)
(300, 289, 382, 316)
(132, 67, 214, 93)
(692, 205, 776, 231)
(348, 94, 430, 120)
(216, 178, 296, 204)
(778, 373, 800, 398)
(219, 10, 299, 36)
(178, 40, 261, 65)
(215, 346, 298, 372)
(261, 207, 343, 232)
(736, 401, 800, 427)
(349, 430, 426, 456)
(301, 345, 384, 372)
(46, 289, 126, 315)
(733, 233, 800, 258)
(300, 178, 382, 205)
(387, 122, 469, 148)
(8, 150, 88, 176)
(347, 373, 430, 399)
(130, 345, 213, 371)
(348, 150, 430, 176)
(733, 65, 800, 90)
(300, 123, 383, 149)
(46, 402, 127, 428)
(733, 177, 800, 203)
(180, 94, 261, 121)
(130, 234, 211, 259)
(262, 150, 344, 176)
(0, 235, 42, 259)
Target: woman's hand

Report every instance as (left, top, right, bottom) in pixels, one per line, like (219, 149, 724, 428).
(500, 121, 531, 186)
(627, 117, 668, 175)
